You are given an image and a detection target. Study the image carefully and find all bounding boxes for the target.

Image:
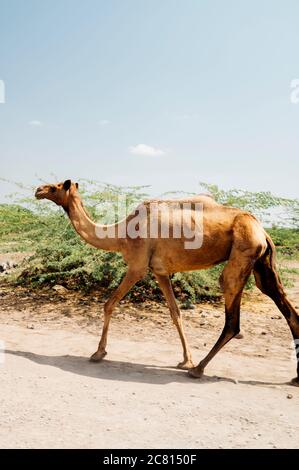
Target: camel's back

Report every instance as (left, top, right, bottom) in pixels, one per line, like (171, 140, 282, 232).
(139, 196, 250, 274)
(142, 194, 241, 223)
(143, 194, 218, 209)
(127, 194, 243, 232)
(121, 195, 262, 274)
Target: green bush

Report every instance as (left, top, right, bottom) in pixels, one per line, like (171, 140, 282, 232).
(268, 227, 299, 257)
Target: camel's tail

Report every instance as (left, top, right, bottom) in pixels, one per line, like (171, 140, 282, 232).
(254, 233, 287, 298)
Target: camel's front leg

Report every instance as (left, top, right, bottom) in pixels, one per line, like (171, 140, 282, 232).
(90, 268, 145, 362)
(155, 274, 194, 369)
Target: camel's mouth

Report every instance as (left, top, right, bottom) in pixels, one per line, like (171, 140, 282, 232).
(35, 187, 46, 199)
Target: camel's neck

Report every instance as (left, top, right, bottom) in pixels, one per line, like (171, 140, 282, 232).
(66, 193, 123, 252)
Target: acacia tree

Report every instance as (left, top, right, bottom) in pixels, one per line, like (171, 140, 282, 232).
(199, 182, 298, 227)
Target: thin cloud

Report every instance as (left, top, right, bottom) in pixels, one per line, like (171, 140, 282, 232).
(29, 120, 43, 127)
(129, 144, 165, 157)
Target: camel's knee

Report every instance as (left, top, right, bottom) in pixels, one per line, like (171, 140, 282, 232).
(170, 314, 179, 326)
(223, 321, 240, 340)
(223, 310, 240, 338)
(231, 324, 240, 338)
(169, 307, 181, 325)
(104, 300, 114, 316)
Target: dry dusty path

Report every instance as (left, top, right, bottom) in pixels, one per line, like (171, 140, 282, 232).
(0, 306, 299, 449)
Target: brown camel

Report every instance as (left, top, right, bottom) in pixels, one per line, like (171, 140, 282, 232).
(35, 179, 299, 385)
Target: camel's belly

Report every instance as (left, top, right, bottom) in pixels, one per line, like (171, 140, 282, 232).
(149, 239, 231, 275)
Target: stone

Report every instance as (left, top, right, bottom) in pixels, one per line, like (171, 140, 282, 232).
(52, 284, 68, 294)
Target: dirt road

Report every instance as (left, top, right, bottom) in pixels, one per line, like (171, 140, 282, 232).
(0, 271, 299, 449)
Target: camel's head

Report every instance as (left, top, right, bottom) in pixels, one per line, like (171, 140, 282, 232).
(35, 179, 79, 208)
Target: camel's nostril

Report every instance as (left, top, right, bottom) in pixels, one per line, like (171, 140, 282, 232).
(35, 188, 44, 199)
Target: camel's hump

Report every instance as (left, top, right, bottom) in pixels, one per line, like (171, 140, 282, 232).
(142, 193, 218, 206)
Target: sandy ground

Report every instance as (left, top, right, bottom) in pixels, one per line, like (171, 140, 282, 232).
(0, 258, 298, 449)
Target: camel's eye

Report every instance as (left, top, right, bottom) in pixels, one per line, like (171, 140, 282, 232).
(50, 187, 56, 193)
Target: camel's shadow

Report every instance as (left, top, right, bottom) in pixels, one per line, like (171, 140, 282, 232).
(5, 349, 290, 388)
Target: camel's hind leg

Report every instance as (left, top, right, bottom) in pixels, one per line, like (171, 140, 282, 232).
(155, 274, 194, 369)
(254, 253, 299, 386)
(189, 248, 255, 379)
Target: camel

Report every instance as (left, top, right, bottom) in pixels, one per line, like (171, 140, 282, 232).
(35, 179, 299, 385)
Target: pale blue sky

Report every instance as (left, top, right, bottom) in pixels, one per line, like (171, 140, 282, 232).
(0, 0, 299, 201)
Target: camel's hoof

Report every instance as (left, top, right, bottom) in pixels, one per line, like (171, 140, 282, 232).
(177, 360, 195, 370)
(89, 350, 107, 362)
(235, 333, 244, 339)
(290, 377, 299, 387)
(188, 366, 204, 379)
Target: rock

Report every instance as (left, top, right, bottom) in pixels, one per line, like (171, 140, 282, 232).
(181, 302, 195, 310)
(0, 263, 7, 273)
(27, 325, 35, 329)
(287, 394, 293, 399)
(7, 260, 17, 269)
(0, 260, 17, 272)
(52, 284, 68, 294)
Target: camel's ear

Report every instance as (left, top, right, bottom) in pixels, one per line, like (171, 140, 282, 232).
(75, 182, 79, 189)
(63, 179, 72, 191)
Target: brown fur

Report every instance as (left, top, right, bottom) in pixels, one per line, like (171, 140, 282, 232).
(35, 180, 299, 385)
